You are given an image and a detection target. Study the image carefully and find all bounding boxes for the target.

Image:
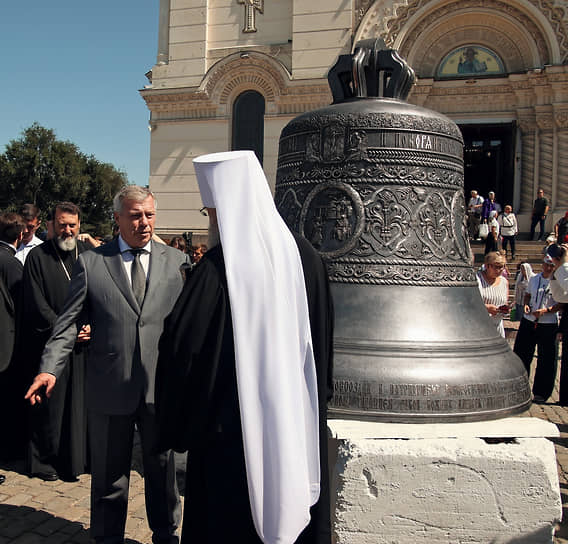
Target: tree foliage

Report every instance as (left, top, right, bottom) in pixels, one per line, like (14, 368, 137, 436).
(0, 123, 128, 236)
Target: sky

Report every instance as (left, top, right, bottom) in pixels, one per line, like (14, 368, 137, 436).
(0, 1, 160, 186)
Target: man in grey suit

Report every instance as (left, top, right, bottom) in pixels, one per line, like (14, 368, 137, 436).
(26, 186, 187, 544)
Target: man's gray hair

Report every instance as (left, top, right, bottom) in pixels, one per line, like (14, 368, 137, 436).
(113, 185, 157, 213)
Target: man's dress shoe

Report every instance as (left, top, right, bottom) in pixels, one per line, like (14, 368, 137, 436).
(32, 471, 59, 481)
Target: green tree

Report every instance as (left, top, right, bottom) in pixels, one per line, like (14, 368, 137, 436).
(0, 123, 128, 236)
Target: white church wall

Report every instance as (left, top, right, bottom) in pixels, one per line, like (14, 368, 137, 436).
(207, 0, 292, 51)
(149, 120, 228, 234)
(292, 0, 352, 79)
(152, 0, 207, 89)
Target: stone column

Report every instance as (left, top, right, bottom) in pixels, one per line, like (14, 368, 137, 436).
(555, 108, 568, 212)
(517, 111, 537, 214)
(157, 0, 170, 65)
(536, 107, 555, 226)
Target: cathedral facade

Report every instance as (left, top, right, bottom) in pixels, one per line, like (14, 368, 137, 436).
(141, 0, 568, 238)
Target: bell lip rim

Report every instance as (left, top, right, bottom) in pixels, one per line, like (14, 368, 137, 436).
(327, 400, 532, 424)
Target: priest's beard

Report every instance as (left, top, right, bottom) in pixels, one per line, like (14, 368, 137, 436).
(208, 221, 220, 248)
(56, 235, 77, 252)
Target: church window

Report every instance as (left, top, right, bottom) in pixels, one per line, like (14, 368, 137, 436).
(232, 90, 265, 164)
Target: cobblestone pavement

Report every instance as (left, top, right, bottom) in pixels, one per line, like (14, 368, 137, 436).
(524, 351, 568, 544)
(1, 325, 567, 543)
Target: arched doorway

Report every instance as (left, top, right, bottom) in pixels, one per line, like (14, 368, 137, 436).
(461, 122, 516, 208)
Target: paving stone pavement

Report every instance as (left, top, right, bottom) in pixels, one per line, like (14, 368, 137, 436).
(1, 323, 567, 543)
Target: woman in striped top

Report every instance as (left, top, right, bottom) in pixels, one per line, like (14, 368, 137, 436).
(477, 251, 510, 337)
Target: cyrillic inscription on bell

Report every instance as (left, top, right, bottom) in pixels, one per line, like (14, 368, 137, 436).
(275, 38, 531, 422)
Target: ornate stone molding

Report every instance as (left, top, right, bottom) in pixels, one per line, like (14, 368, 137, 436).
(555, 110, 568, 129)
(357, 0, 567, 65)
(140, 89, 217, 119)
(354, 0, 378, 29)
(204, 54, 286, 103)
(142, 51, 331, 119)
(395, 0, 549, 67)
(536, 107, 555, 130)
(527, 0, 568, 62)
(356, 0, 410, 45)
(517, 109, 537, 132)
(427, 84, 512, 97)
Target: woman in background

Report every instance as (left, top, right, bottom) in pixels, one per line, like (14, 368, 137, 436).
(498, 205, 518, 259)
(169, 236, 187, 253)
(514, 262, 535, 322)
(477, 251, 510, 337)
(484, 210, 500, 255)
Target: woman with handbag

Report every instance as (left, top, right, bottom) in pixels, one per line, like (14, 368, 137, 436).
(514, 262, 535, 322)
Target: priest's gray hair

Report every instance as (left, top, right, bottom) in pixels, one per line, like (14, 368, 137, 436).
(113, 186, 157, 213)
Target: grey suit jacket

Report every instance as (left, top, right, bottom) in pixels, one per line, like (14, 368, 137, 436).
(40, 239, 189, 414)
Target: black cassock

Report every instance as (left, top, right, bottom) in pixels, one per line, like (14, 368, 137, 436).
(156, 233, 334, 544)
(0, 243, 25, 460)
(21, 240, 90, 479)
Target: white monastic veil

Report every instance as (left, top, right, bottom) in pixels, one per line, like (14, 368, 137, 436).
(193, 151, 320, 544)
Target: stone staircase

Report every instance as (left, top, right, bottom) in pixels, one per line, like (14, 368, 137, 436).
(471, 239, 549, 269)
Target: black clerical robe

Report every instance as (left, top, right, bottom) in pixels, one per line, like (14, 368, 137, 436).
(22, 239, 90, 478)
(0, 243, 22, 372)
(0, 243, 25, 460)
(156, 234, 334, 544)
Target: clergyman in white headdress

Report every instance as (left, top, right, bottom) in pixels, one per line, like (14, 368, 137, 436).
(155, 150, 334, 544)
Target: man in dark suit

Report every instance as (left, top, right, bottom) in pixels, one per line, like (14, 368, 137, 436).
(0, 212, 25, 483)
(26, 186, 187, 543)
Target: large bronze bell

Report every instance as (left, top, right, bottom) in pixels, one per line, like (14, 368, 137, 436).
(275, 39, 531, 422)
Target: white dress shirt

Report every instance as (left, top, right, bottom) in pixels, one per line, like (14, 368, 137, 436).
(523, 273, 558, 324)
(550, 262, 568, 303)
(117, 235, 151, 284)
(15, 234, 43, 264)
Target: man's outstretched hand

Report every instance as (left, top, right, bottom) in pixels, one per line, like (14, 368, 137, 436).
(25, 373, 57, 405)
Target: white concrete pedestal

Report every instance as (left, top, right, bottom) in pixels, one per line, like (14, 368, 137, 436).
(328, 418, 562, 544)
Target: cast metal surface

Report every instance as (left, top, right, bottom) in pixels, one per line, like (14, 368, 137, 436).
(275, 38, 531, 422)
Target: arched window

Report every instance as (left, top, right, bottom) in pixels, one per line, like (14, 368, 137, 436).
(232, 90, 265, 164)
(437, 45, 505, 79)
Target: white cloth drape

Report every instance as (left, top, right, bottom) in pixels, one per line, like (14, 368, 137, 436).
(193, 150, 320, 544)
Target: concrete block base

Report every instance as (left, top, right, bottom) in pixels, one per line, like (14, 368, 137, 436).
(328, 418, 562, 544)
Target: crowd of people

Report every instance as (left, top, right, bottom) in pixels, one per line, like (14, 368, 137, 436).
(477, 240, 568, 405)
(466, 185, 568, 408)
(0, 152, 334, 544)
(168, 235, 207, 265)
(0, 202, 100, 485)
(467, 187, 561, 259)
(3, 168, 568, 542)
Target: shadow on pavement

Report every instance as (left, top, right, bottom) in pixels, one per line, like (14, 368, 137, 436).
(0, 458, 27, 478)
(0, 504, 146, 544)
(0, 504, 93, 543)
